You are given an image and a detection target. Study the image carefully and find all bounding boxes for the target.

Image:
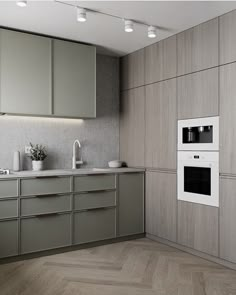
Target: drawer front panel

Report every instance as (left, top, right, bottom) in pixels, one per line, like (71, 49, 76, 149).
(74, 191, 116, 210)
(20, 213, 71, 254)
(21, 194, 71, 216)
(21, 177, 70, 196)
(0, 219, 18, 258)
(74, 208, 116, 244)
(0, 199, 18, 219)
(0, 180, 18, 198)
(74, 175, 116, 192)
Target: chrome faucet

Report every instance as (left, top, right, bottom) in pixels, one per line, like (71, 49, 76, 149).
(72, 139, 83, 169)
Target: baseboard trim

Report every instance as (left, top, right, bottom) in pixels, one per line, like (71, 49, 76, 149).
(146, 233, 236, 271)
(0, 233, 145, 265)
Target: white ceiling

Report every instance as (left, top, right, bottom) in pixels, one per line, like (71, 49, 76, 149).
(0, 1, 236, 56)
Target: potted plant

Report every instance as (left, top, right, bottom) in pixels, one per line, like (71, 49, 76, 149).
(29, 143, 47, 171)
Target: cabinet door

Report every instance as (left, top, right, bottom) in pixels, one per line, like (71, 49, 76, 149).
(145, 79, 176, 170)
(0, 29, 51, 115)
(177, 18, 218, 75)
(120, 87, 145, 167)
(0, 220, 18, 258)
(178, 201, 218, 256)
(220, 177, 236, 263)
(146, 171, 177, 242)
(120, 49, 144, 90)
(220, 10, 236, 65)
(145, 35, 177, 84)
(53, 40, 96, 118)
(177, 68, 218, 119)
(118, 173, 144, 236)
(220, 63, 236, 174)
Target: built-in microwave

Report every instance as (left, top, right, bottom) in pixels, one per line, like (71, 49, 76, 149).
(177, 151, 219, 207)
(178, 116, 219, 151)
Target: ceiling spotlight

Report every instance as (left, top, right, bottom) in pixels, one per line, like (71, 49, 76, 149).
(77, 7, 87, 22)
(124, 20, 134, 33)
(148, 26, 156, 38)
(16, 1, 27, 7)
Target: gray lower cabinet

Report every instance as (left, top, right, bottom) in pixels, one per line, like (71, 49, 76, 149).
(219, 177, 236, 263)
(73, 208, 116, 244)
(177, 201, 219, 256)
(74, 175, 115, 192)
(53, 39, 96, 118)
(0, 179, 18, 198)
(0, 199, 18, 219)
(20, 213, 71, 254)
(146, 171, 177, 242)
(0, 219, 18, 258)
(0, 29, 51, 115)
(118, 173, 144, 236)
(74, 191, 116, 210)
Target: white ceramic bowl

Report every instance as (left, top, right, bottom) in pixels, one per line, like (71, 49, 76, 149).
(108, 160, 123, 168)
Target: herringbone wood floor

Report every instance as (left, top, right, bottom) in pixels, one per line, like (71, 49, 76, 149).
(0, 238, 236, 295)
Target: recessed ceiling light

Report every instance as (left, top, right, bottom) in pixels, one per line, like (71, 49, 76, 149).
(148, 26, 156, 38)
(124, 20, 134, 33)
(16, 1, 27, 7)
(77, 7, 87, 22)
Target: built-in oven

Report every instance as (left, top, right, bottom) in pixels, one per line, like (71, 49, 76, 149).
(178, 116, 219, 151)
(177, 151, 219, 207)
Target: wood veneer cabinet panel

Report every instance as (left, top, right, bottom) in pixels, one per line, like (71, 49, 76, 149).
(145, 79, 177, 170)
(177, 68, 218, 119)
(178, 201, 218, 256)
(120, 87, 145, 167)
(220, 177, 236, 263)
(220, 10, 236, 65)
(177, 18, 218, 75)
(120, 49, 145, 90)
(220, 63, 236, 174)
(145, 35, 177, 84)
(146, 171, 177, 242)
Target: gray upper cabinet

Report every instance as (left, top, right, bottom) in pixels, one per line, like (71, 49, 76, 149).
(118, 173, 144, 237)
(120, 87, 145, 167)
(178, 201, 219, 256)
(177, 18, 218, 75)
(220, 10, 236, 65)
(220, 177, 236, 263)
(120, 49, 145, 90)
(145, 35, 177, 84)
(220, 63, 236, 175)
(0, 29, 52, 115)
(177, 68, 219, 119)
(145, 79, 177, 170)
(146, 171, 177, 242)
(53, 40, 96, 118)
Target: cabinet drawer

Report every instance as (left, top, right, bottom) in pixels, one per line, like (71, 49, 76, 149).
(20, 213, 71, 254)
(73, 208, 116, 244)
(0, 180, 18, 198)
(74, 191, 116, 210)
(21, 194, 71, 216)
(0, 199, 18, 219)
(0, 219, 18, 258)
(74, 175, 115, 192)
(20, 177, 70, 196)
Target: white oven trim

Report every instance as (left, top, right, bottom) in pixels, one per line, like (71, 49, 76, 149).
(177, 151, 219, 207)
(178, 116, 219, 151)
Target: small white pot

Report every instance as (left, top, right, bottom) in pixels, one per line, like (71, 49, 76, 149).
(32, 160, 44, 171)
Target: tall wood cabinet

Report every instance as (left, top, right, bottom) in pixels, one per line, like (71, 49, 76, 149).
(146, 171, 177, 242)
(145, 79, 177, 170)
(177, 18, 218, 75)
(120, 87, 145, 167)
(145, 35, 177, 84)
(120, 49, 145, 90)
(219, 177, 236, 263)
(178, 201, 219, 256)
(0, 29, 52, 115)
(177, 68, 219, 119)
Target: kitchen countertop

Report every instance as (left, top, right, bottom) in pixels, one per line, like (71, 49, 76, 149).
(0, 167, 145, 179)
